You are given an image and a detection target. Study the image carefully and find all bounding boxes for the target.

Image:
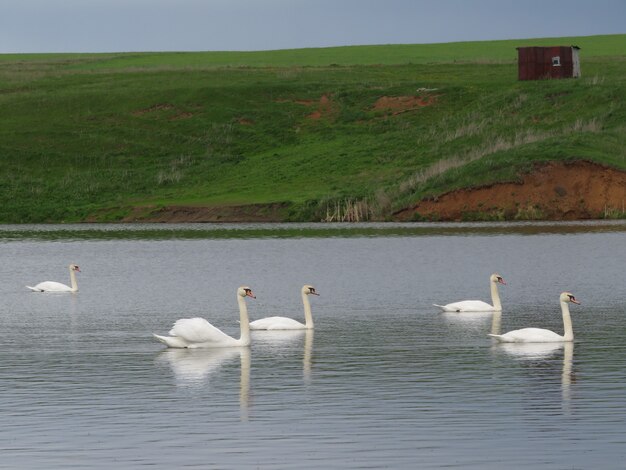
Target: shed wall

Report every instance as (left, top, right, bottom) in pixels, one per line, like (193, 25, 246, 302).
(517, 46, 579, 80)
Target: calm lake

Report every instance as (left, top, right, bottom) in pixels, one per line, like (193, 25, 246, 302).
(1, 221, 625, 469)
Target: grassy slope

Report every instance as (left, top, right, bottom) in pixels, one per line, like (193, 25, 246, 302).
(0, 34, 624, 222)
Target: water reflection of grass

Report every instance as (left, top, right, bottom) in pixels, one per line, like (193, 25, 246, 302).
(0, 221, 624, 241)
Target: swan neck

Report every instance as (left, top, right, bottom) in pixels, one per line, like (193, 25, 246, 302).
(238, 295, 251, 346)
(302, 292, 314, 328)
(490, 311, 502, 336)
(69, 268, 78, 292)
(561, 301, 574, 341)
(490, 281, 501, 310)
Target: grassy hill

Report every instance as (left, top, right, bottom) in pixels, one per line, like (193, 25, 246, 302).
(0, 34, 624, 222)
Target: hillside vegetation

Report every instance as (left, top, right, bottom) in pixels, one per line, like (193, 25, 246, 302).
(0, 34, 624, 222)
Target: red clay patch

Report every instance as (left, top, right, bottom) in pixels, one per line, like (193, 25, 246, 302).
(373, 95, 438, 115)
(280, 95, 336, 120)
(121, 203, 289, 223)
(169, 112, 193, 121)
(306, 95, 334, 120)
(132, 103, 174, 116)
(393, 160, 626, 221)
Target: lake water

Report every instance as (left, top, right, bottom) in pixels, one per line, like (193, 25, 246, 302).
(1, 221, 625, 469)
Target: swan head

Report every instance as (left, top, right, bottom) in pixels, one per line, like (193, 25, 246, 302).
(238, 286, 256, 299)
(490, 273, 506, 285)
(70, 264, 81, 272)
(302, 285, 319, 296)
(560, 292, 580, 304)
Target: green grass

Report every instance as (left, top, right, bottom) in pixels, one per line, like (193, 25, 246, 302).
(2, 34, 622, 69)
(0, 34, 624, 222)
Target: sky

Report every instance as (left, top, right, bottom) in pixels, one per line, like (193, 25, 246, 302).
(1, 0, 624, 54)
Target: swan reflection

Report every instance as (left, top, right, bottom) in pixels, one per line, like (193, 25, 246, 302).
(251, 329, 305, 347)
(303, 329, 314, 384)
(442, 310, 500, 339)
(252, 328, 314, 383)
(561, 342, 574, 410)
(496, 341, 564, 359)
(442, 310, 495, 323)
(157, 347, 251, 418)
(493, 341, 574, 412)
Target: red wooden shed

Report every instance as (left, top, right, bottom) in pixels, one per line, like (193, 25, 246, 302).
(517, 46, 581, 80)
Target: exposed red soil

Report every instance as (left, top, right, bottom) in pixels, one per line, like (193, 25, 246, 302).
(393, 161, 626, 221)
(132, 104, 196, 120)
(281, 93, 437, 121)
(373, 94, 438, 115)
(305, 95, 334, 120)
(121, 202, 289, 223)
(96, 161, 625, 223)
(132, 103, 174, 116)
(280, 95, 336, 120)
(169, 112, 193, 121)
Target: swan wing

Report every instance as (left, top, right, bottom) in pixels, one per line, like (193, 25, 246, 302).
(250, 316, 306, 330)
(153, 333, 189, 348)
(490, 328, 564, 343)
(169, 317, 234, 344)
(27, 281, 73, 292)
(436, 300, 494, 312)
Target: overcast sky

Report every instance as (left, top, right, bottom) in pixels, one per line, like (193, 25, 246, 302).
(1, 0, 624, 54)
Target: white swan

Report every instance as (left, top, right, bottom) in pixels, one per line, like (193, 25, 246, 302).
(489, 292, 580, 343)
(26, 264, 81, 292)
(434, 273, 506, 312)
(249, 285, 318, 330)
(153, 286, 256, 348)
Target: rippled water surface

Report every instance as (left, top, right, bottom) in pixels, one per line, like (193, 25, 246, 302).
(1, 222, 625, 469)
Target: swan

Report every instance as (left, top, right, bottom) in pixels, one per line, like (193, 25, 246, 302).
(249, 285, 319, 330)
(489, 292, 580, 343)
(153, 286, 256, 348)
(26, 264, 81, 292)
(434, 273, 506, 312)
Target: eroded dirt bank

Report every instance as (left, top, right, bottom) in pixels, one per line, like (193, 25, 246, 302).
(116, 161, 625, 223)
(393, 160, 626, 221)
(121, 202, 289, 223)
